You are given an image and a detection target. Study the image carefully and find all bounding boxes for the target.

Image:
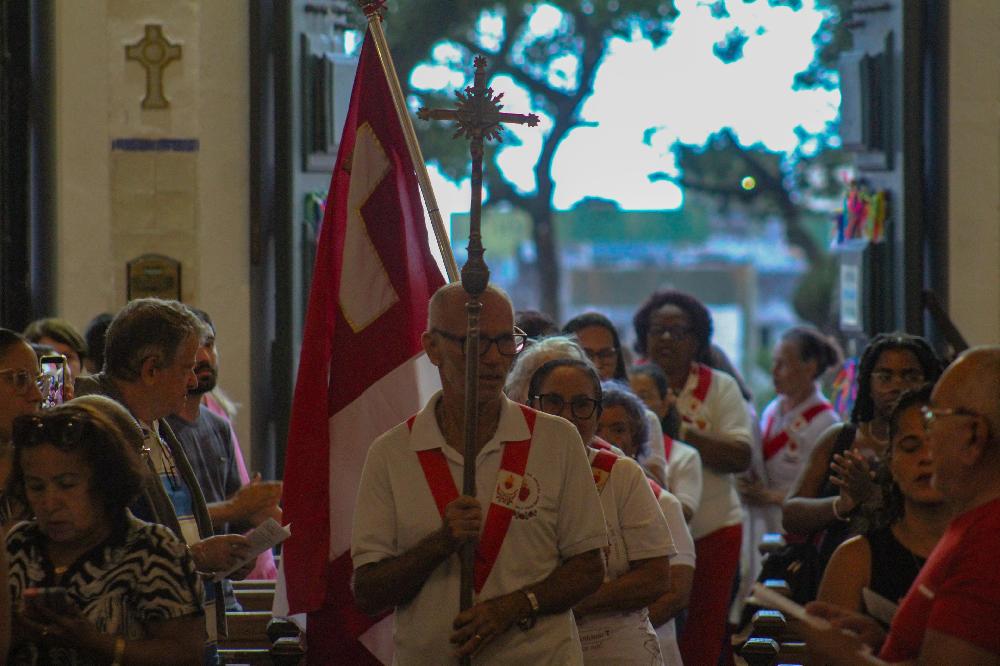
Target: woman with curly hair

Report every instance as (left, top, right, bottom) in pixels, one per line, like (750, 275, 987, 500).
(632, 289, 752, 666)
(597, 382, 696, 666)
(782, 333, 941, 566)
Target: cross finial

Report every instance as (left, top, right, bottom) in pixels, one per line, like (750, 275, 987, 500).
(418, 56, 539, 296)
(125, 24, 182, 110)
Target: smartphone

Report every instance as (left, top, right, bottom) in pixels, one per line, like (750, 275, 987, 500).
(23, 586, 75, 615)
(40, 354, 66, 409)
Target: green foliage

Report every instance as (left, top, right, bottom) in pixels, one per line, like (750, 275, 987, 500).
(380, 0, 847, 321)
(382, 0, 679, 317)
(793, 0, 853, 90)
(713, 28, 749, 63)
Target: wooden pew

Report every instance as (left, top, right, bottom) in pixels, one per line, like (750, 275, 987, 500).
(221, 578, 307, 664)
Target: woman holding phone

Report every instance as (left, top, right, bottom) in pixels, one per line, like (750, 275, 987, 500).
(1, 328, 45, 529)
(6, 396, 205, 664)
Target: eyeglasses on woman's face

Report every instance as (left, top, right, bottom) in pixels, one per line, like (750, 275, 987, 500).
(871, 369, 925, 386)
(0, 369, 51, 396)
(584, 347, 618, 363)
(648, 325, 693, 340)
(432, 327, 527, 357)
(531, 393, 600, 420)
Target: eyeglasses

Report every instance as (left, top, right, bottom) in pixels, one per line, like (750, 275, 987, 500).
(432, 327, 527, 357)
(531, 393, 601, 420)
(648, 325, 693, 340)
(584, 347, 619, 363)
(0, 369, 51, 396)
(921, 405, 982, 431)
(871, 369, 925, 385)
(12, 413, 93, 449)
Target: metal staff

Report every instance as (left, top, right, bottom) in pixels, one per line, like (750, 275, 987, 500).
(418, 56, 539, 662)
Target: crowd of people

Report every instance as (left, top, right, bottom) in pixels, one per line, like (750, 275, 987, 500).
(1, 301, 282, 664)
(1, 284, 998, 665)
(350, 282, 1000, 665)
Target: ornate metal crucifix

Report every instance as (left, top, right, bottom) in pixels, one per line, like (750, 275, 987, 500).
(419, 56, 539, 296)
(418, 56, 539, 634)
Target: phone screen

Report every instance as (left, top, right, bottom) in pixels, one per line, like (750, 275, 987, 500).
(40, 355, 65, 408)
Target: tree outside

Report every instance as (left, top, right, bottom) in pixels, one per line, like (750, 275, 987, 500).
(373, 0, 852, 399)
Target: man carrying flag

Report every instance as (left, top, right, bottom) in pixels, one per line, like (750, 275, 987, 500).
(279, 26, 446, 663)
(350, 283, 607, 663)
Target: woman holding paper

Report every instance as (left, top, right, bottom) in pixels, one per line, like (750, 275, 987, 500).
(5, 397, 206, 664)
(816, 386, 950, 622)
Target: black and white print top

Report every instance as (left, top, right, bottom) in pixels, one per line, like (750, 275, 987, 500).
(6, 511, 204, 665)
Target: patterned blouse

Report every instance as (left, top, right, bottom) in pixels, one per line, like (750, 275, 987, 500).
(6, 511, 204, 665)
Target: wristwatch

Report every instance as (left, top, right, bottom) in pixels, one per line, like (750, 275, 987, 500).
(516, 589, 539, 630)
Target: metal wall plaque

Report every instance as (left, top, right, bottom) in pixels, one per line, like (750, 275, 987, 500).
(127, 253, 181, 301)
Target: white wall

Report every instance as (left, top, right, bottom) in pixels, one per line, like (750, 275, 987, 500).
(53, 0, 253, 462)
(948, 0, 1000, 345)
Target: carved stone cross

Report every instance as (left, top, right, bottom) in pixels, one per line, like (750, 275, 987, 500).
(418, 56, 539, 296)
(125, 24, 182, 110)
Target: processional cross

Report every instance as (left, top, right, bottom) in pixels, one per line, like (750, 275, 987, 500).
(418, 56, 539, 636)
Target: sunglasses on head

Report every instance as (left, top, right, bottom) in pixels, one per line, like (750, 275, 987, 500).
(12, 413, 93, 450)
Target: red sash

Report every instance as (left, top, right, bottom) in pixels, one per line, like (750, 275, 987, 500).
(590, 446, 666, 504)
(412, 405, 537, 594)
(762, 402, 833, 461)
(663, 434, 674, 461)
(693, 364, 713, 402)
(681, 364, 713, 429)
(589, 448, 618, 494)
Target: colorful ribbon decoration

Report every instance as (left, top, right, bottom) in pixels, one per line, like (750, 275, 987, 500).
(834, 181, 888, 245)
(831, 356, 859, 419)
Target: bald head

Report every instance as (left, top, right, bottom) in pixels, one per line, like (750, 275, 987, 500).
(427, 283, 514, 333)
(935, 345, 1000, 442)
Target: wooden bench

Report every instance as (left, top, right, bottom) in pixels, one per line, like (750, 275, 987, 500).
(218, 647, 272, 665)
(230, 578, 277, 616)
(223, 611, 274, 650)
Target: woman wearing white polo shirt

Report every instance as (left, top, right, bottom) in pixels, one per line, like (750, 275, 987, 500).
(597, 382, 695, 666)
(633, 290, 753, 666)
(527, 358, 675, 665)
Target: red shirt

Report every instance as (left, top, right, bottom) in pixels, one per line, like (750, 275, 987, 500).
(880, 496, 1000, 661)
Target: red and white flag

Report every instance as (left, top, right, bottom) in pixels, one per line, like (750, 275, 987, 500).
(277, 29, 445, 664)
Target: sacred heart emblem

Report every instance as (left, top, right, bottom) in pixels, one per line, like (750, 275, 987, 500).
(494, 471, 523, 507)
(513, 473, 540, 519)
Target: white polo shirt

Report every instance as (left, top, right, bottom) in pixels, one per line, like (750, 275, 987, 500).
(578, 450, 675, 664)
(664, 438, 703, 519)
(677, 365, 753, 540)
(653, 488, 696, 666)
(759, 389, 840, 494)
(351, 392, 608, 665)
(640, 409, 668, 486)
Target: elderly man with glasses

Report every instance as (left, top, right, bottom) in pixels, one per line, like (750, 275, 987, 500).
(351, 282, 608, 664)
(801, 345, 1000, 665)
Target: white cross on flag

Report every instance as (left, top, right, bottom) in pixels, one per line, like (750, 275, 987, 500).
(277, 28, 445, 664)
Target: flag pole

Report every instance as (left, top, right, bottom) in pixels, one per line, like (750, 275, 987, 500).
(359, 1, 460, 283)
